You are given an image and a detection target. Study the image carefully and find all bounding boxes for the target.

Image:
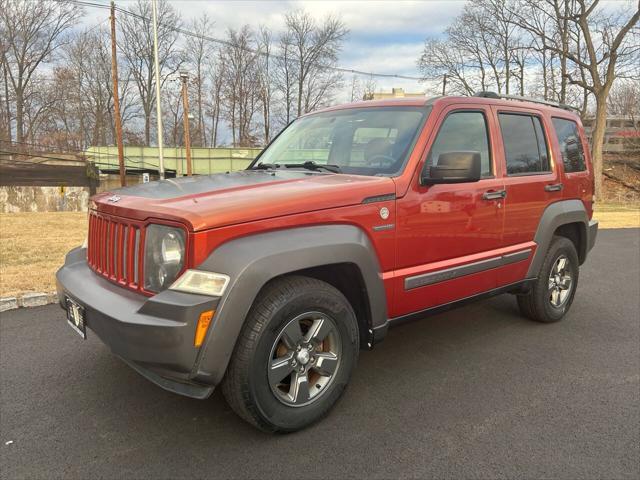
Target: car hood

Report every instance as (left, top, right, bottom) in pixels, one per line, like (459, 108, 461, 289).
(92, 170, 396, 231)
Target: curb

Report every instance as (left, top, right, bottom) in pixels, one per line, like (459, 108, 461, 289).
(0, 292, 58, 313)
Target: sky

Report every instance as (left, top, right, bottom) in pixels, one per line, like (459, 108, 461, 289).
(85, 0, 468, 96)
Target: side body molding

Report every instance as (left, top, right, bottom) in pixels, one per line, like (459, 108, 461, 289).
(527, 199, 590, 278)
(192, 225, 387, 386)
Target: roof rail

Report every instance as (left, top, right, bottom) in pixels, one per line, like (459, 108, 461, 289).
(473, 91, 580, 113)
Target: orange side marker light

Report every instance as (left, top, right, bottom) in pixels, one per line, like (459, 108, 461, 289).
(194, 310, 214, 347)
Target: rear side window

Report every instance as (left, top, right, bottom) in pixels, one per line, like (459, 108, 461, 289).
(429, 111, 492, 175)
(552, 118, 586, 172)
(499, 113, 550, 175)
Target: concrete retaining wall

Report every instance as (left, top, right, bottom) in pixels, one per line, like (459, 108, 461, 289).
(0, 186, 91, 213)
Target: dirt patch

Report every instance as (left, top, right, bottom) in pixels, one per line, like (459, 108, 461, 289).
(602, 154, 640, 204)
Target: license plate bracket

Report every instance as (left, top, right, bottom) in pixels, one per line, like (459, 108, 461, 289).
(66, 297, 86, 339)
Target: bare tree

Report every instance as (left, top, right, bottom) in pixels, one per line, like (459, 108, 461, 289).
(283, 10, 348, 117)
(419, 1, 527, 95)
(348, 74, 360, 102)
(418, 37, 476, 95)
(1, 50, 11, 142)
(220, 26, 260, 146)
(60, 29, 114, 148)
(205, 53, 225, 147)
(509, 0, 640, 197)
(118, 0, 182, 146)
(274, 31, 296, 127)
(162, 79, 183, 147)
(0, 0, 82, 144)
(185, 14, 214, 147)
(257, 26, 273, 145)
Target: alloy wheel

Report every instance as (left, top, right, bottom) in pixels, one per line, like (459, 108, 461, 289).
(268, 311, 342, 407)
(548, 254, 573, 308)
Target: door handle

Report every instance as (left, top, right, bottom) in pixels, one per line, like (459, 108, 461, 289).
(482, 189, 506, 200)
(544, 183, 563, 192)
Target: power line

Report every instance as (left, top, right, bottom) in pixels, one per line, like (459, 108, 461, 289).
(61, 0, 425, 82)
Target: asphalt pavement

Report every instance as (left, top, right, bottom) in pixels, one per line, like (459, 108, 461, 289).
(1, 229, 639, 479)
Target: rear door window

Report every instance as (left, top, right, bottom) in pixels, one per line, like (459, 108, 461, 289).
(498, 113, 550, 175)
(552, 118, 586, 173)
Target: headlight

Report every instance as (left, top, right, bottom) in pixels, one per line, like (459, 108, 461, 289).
(144, 224, 186, 292)
(170, 270, 230, 297)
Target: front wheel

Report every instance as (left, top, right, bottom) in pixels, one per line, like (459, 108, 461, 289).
(517, 236, 579, 323)
(221, 276, 359, 432)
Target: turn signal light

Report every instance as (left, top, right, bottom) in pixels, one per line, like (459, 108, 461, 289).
(194, 310, 214, 347)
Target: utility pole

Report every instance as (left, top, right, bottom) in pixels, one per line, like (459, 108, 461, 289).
(442, 73, 447, 96)
(151, 0, 165, 180)
(179, 71, 192, 176)
(110, 1, 126, 187)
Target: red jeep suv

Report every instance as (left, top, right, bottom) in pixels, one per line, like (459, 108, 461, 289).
(57, 93, 598, 432)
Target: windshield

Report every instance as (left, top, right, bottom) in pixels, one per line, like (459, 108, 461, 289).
(252, 106, 429, 176)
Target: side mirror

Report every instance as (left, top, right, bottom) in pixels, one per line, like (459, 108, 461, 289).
(421, 151, 482, 185)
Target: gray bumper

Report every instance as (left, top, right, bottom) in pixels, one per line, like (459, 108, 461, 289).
(56, 247, 219, 399)
(587, 219, 598, 254)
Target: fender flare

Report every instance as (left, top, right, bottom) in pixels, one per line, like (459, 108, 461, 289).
(527, 199, 589, 278)
(191, 225, 387, 385)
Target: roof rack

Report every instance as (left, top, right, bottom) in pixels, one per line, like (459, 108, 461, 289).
(473, 91, 580, 113)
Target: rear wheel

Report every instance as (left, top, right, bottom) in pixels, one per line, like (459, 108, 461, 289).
(221, 276, 359, 432)
(517, 236, 579, 323)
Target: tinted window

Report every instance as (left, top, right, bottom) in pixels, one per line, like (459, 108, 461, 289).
(499, 113, 550, 175)
(429, 111, 491, 175)
(552, 118, 586, 172)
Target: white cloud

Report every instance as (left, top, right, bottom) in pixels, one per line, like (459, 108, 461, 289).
(295, 0, 462, 37)
(167, 0, 461, 80)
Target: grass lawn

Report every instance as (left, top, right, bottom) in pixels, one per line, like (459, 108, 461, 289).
(594, 202, 640, 229)
(0, 212, 87, 297)
(0, 203, 638, 297)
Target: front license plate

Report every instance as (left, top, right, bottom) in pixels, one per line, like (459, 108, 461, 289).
(66, 297, 87, 339)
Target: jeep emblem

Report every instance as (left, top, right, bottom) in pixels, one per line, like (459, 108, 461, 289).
(107, 195, 121, 203)
(379, 207, 390, 220)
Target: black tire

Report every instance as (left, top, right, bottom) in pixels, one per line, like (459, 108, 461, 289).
(517, 236, 579, 323)
(221, 275, 359, 433)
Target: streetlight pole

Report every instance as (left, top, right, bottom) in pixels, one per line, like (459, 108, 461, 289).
(151, 0, 164, 179)
(110, 1, 126, 187)
(180, 70, 192, 176)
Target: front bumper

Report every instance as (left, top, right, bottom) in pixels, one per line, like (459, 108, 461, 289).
(56, 247, 219, 399)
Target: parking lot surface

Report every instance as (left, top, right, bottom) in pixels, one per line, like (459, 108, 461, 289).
(1, 229, 639, 479)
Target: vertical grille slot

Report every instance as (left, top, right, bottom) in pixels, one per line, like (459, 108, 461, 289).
(133, 228, 140, 285)
(87, 212, 143, 290)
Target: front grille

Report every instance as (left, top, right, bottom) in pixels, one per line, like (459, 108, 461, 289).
(87, 212, 143, 288)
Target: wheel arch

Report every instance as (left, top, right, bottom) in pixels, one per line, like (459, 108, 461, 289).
(191, 225, 387, 386)
(553, 222, 587, 264)
(269, 262, 373, 349)
(527, 199, 589, 278)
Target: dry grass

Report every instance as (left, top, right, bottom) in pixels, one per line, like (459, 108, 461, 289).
(594, 202, 640, 229)
(0, 204, 638, 297)
(0, 212, 87, 297)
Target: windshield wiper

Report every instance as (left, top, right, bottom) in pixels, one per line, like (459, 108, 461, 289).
(283, 161, 342, 173)
(250, 162, 280, 170)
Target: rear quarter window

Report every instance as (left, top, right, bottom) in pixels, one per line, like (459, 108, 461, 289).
(552, 118, 586, 173)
